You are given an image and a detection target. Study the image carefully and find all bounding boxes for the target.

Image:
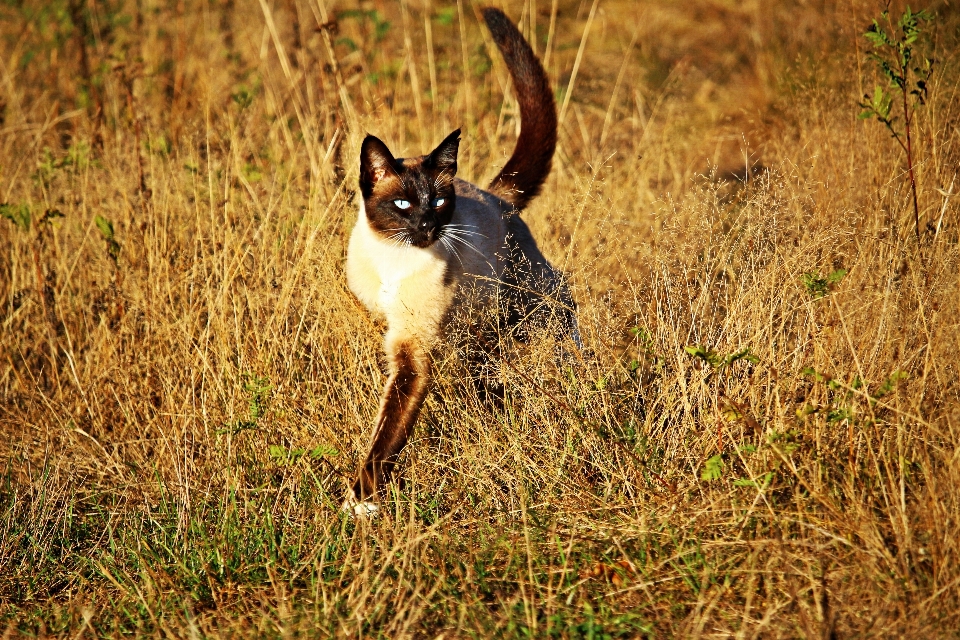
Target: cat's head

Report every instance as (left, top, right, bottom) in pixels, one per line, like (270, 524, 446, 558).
(358, 129, 460, 249)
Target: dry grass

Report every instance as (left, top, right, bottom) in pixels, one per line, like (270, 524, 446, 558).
(2, 0, 960, 636)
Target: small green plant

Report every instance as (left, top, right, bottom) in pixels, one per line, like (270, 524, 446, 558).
(434, 6, 456, 26)
(684, 345, 758, 370)
(687, 346, 761, 467)
(872, 370, 909, 402)
(0, 203, 31, 231)
(801, 268, 846, 299)
(241, 162, 263, 183)
(34, 143, 94, 187)
(800, 367, 909, 424)
(219, 373, 272, 434)
(701, 454, 724, 481)
(94, 215, 121, 263)
(4, 205, 63, 234)
(337, 9, 392, 45)
(858, 6, 934, 243)
(230, 86, 255, 110)
(243, 373, 271, 423)
(146, 135, 171, 155)
(734, 471, 773, 489)
(766, 429, 800, 455)
(704, 443, 781, 488)
(626, 326, 666, 380)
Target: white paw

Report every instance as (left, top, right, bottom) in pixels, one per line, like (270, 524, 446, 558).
(341, 496, 379, 518)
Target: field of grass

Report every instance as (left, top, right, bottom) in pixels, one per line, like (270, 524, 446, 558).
(2, 0, 960, 636)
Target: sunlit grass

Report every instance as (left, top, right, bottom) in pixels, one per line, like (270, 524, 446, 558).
(2, 0, 959, 636)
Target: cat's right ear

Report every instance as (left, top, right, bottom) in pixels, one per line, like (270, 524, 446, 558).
(359, 135, 398, 197)
(426, 129, 461, 175)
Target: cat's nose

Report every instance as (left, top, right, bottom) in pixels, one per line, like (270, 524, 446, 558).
(418, 219, 436, 237)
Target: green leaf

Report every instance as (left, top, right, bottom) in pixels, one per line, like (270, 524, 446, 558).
(701, 455, 724, 482)
(242, 163, 263, 183)
(801, 272, 829, 298)
(801, 367, 825, 382)
(309, 444, 339, 459)
(734, 471, 773, 489)
(826, 407, 853, 424)
(827, 268, 847, 284)
(802, 268, 845, 299)
(723, 347, 759, 366)
(269, 445, 309, 464)
(231, 87, 254, 110)
(0, 203, 31, 231)
(94, 215, 115, 241)
(335, 37, 358, 52)
(434, 6, 456, 25)
(685, 345, 721, 368)
(873, 370, 909, 399)
(95, 215, 121, 261)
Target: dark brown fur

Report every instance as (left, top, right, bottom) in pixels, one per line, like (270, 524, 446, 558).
(482, 8, 558, 211)
(353, 342, 431, 500)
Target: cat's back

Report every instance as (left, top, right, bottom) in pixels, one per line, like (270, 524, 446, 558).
(443, 178, 510, 279)
(452, 178, 510, 227)
(448, 178, 512, 280)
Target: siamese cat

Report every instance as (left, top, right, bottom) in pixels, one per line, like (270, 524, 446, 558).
(343, 7, 579, 515)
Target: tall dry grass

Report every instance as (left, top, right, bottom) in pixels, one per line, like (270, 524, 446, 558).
(1, 0, 959, 636)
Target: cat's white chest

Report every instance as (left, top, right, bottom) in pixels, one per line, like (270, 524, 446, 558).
(377, 277, 401, 308)
(345, 206, 448, 319)
(373, 248, 435, 309)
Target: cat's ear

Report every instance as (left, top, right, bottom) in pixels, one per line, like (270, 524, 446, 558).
(425, 129, 460, 175)
(359, 135, 399, 196)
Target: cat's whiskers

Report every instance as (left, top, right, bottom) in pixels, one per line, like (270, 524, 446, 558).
(384, 230, 411, 250)
(443, 224, 487, 240)
(444, 229, 486, 245)
(439, 228, 484, 257)
(382, 227, 407, 245)
(438, 236, 464, 267)
(443, 229, 485, 242)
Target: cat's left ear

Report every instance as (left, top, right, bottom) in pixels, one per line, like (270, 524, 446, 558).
(425, 129, 460, 175)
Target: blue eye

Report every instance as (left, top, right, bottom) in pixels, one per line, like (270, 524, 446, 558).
(431, 198, 446, 207)
(393, 199, 411, 210)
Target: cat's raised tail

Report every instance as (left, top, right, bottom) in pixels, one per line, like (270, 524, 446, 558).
(482, 8, 557, 211)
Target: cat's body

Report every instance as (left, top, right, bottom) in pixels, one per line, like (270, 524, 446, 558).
(343, 8, 578, 515)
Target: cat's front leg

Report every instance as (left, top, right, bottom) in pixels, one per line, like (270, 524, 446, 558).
(345, 332, 432, 515)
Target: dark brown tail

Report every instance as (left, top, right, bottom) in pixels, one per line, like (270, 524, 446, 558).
(482, 7, 557, 211)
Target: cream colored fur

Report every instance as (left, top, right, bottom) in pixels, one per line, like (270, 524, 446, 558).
(346, 178, 512, 349)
